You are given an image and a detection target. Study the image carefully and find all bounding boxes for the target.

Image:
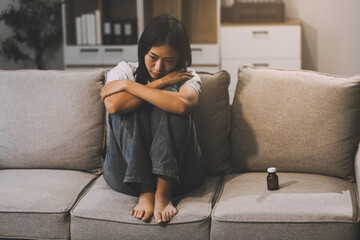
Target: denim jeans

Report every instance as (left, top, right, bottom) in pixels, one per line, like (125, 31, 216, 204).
(103, 85, 204, 197)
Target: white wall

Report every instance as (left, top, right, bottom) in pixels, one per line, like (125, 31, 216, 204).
(0, 0, 64, 70)
(283, 0, 360, 76)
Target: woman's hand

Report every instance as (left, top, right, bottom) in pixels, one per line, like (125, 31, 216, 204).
(161, 70, 194, 86)
(100, 80, 129, 101)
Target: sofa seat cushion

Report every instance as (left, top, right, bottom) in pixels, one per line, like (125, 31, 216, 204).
(230, 66, 360, 181)
(211, 173, 358, 240)
(71, 175, 221, 240)
(0, 169, 98, 240)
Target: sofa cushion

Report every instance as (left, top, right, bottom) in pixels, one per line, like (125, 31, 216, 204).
(0, 169, 97, 239)
(230, 66, 360, 181)
(194, 71, 231, 175)
(211, 173, 358, 240)
(70, 175, 221, 240)
(0, 69, 106, 174)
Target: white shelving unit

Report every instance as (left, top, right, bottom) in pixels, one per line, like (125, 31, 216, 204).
(62, 0, 220, 72)
(220, 21, 302, 102)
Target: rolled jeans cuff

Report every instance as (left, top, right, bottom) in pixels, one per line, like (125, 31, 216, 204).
(123, 177, 155, 187)
(152, 168, 180, 183)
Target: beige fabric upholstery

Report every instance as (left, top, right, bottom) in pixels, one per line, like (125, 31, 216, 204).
(353, 144, 360, 220)
(210, 221, 357, 240)
(0, 69, 106, 174)
(230, 66, 360, 181)
(211, 172, 358, 240)
(194, 71, 231, 174)
(0, 169, 97, 239)
(71, 175, 221, 240)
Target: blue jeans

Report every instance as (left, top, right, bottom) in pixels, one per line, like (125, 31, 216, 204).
(103, 86, 204, 197)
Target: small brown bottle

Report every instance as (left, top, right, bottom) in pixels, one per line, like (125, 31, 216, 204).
(267, 167, 279, 190)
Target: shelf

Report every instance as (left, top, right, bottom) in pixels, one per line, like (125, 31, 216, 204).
(62, 0, 220, 69)
(63, 0, 139, 46)
(144, 0, 182, 24)
(182, 0, 217, 44)
(143, 0, 218, 44)
(221, 20, 301, 27)
(64, 0, 101, 45)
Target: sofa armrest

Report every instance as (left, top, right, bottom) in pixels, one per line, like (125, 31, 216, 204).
(354, 142, 360, 221)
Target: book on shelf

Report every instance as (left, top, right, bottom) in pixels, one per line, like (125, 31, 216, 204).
(103, 21, 112, 45)
(123, 19, 137, 45)
(80, 14, 87, 45)
(75, 12, 137, 45)
(86, 14, 94, 45)
(75, 9, 102, 45)
(113, 20, 123, 44)
(75, 17, 82, 45)
(102, 19, 137, 45)
(95, 10, 102, 45)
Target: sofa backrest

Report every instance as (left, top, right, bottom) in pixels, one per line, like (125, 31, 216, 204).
(230, 66, 360, 181)
(0, 69, 106, 174)
(194, 71, 232, 175)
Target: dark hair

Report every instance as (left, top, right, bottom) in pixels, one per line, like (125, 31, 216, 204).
(135, 14, 192, 85)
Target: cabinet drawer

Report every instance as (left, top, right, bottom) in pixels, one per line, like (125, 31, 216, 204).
(64, 46, 102, 65)
(191, 44, 219, 65)
(102, 46, 137, 65)
(192, 65, 220, 74)
(222, 58, 301, 102)
(221, 25, 301, 59)
(64, 45, 138, 66)
(230, 58, 301, 70)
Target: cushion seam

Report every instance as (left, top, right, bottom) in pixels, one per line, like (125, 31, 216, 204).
(241, 65, 359, 79)
(70, 175, 101, 215)
(70, 176, 222, 226)
(211, 218, 358, 224)
(71, 213, 210, 226)
(211, 174, 226, 219)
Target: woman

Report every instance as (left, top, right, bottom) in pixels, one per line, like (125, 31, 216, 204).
(100, 14, 204, 224)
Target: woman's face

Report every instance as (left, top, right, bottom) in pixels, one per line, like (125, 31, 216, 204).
(144, 44, 179, 80)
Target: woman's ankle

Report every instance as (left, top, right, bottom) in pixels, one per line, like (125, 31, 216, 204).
(156, 176, 173, 198)
(139, 183, 154, 195)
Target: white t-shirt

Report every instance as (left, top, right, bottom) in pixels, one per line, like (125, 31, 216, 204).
(106, 61, 202, 94)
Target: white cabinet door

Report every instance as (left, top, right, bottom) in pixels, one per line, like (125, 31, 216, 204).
(222, 58, 301, 102)
(64, 46, 102, 65)
(220, 22, 302, 102)
(221, 25, 301, 59)
(231, 58, 301, 70)
(191, 44, 219, 65)
(64, 45, 138, 66)
(102, 46, 137, 65)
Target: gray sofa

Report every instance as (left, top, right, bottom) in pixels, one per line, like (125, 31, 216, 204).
(1, 66, 360, 240)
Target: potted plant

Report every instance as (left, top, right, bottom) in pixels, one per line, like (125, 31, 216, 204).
(0, 0, 62, 69)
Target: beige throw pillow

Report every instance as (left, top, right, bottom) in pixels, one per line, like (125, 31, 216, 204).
(194, 71, 231, 175)
(230, 66, 360, 181)
(0, 69, 106, 174)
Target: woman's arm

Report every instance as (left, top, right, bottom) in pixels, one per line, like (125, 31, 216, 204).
(101, 70, 194, 115)
(124, 80, 199, 115)
(102, 79, 165, 114)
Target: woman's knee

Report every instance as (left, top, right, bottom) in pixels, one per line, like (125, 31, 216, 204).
(162, 85, 179, 93)
(108, 104, 151, 132)
(151, 107, 191, 140)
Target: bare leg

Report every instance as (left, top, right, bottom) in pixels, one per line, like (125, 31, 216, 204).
(130, 184, 154, 222)
(154, 176, 178, 224)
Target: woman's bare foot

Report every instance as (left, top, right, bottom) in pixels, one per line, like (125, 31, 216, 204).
(154, 176, 178, 224)
(130, 184, 154, 222)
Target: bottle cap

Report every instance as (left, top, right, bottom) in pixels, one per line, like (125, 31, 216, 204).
(267, 167, 277, 173)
